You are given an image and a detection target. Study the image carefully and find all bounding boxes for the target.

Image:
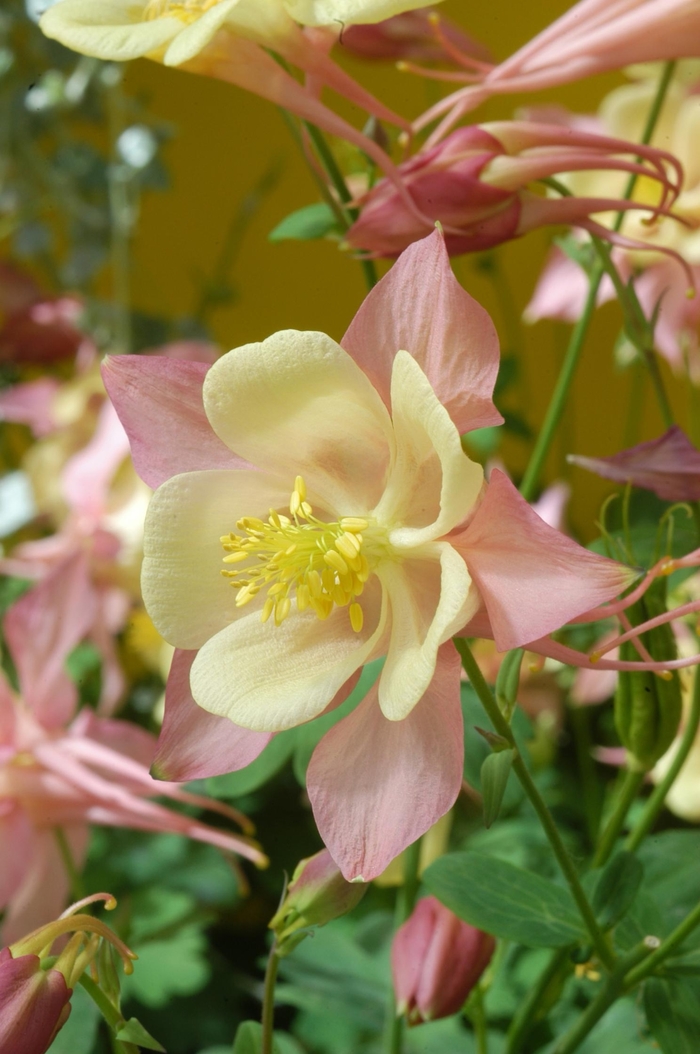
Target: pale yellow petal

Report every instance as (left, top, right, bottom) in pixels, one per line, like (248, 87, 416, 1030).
(203, 330, 394, 516)
(377, 543, 477, 721)
(190, 576, 388, 731)
(142, 469, 291, 650)
(373, 350, 483, 547)
(40, 0, 182, 61)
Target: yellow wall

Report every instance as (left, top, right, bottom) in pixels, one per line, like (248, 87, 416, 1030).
(123, 0, 693, 540)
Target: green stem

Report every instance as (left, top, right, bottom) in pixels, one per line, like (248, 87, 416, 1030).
(569, 706, 602, 848)
(550, 940, 657, 1054)
(518, 59, 676, 501)
(78, 974, 135, 1054)
(506, 947, 571, 1054)
(261, 942, 280, 1054)
(625, 666, 700, 852)
(592, 768, 646, 869)
(468, 985, 489, 1054)
(625, 902, 700, 986)
(455, 639, 614, 971)
(54, 827, 86, 901)
(385, 838, 422, 1054)
(106, 71, 132, 355)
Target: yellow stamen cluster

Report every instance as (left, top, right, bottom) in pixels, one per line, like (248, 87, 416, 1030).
(221, 477, 372, 632)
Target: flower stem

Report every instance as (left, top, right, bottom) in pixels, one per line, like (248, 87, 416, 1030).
(518, 58, 676, 501)
(591, 767, 646, 869)
(261, 941, 280, 1054)
(106, 69, 133, 355)
(455, 639, 614, 971)
(78, 974, 135, 1054)
(54, 827, 86, 902)
(550, 940, 657, 1054)
(468, 985, 489, 1054)
(506, 946, 571, 1054)
(625, 665, 700, 853)
(624, 901, 700, 986)
(385, 837, 422, 1054)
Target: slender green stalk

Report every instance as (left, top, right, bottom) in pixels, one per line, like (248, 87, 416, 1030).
(591, 768, 646, 869)
(506, 947, 571, 1054)
(468, 985, 489, 1054)
(519, 59, 676, 501)
(625, 901, 700, 986)
(550, 940, 657, 1054)
(54, 827, 86, 901)
(385, 837, 422, 1054)
(78, 974, 135, 1054)
(106, 73, 133, 355)
(569, 706, 602, 848)
(455, 639, 614, 971)
(261, 942, 280, 1054)
(625, 666, 700, 853)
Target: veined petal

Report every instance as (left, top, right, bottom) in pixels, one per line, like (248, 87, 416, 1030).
(378, 543, 477, 720)
(307, 643, 463, 882)
(40, 0, 182, 61)
(453, 469, 636, 651)
(152, 649, 272, 781)
(190, 577, 388, 731)
(142, 469, 292, 650)
(203, 331, 394, 516)
(342, 230, 502, 433)
(164, 0, 297, 64)
(374, 351, 483, 545)
(102, 355, 247, 489)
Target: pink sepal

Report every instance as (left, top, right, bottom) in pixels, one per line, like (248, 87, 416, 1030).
(4, 554, 96, 729)
(570, 426, 700, 502)
(0, 379, 60, 437)
(101, 355, 248, 488)
(452, 470, 634, 651)
(342, 230, 502, 433)
(152, 650, 272, 781)
(307, 644, 463, 881)
(0, 951, 72, 1054)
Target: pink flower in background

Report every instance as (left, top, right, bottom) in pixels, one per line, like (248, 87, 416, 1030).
(392, 896, 495, 1024)
(0, 261, 94, 366)
(104, 231, 633, 881)
(339, 8, 491, 65)
(346, 122, 683, 258)
(569, 426, 700, 502)
(0, 558, 266, 944)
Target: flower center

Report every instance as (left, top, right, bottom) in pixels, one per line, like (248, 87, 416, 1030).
(221, 477, 386, 632)
(144, 0, 221, 23)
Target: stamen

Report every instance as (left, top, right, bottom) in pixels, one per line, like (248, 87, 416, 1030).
(220, 477, 387, 633)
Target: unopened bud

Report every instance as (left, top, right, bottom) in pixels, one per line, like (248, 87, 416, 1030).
(269, 849, 367, 955)
(392, 897, 495, 1025)
(0, 947, 72, 1054)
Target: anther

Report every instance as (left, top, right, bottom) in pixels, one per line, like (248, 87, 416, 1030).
(349, 603, 364, 632)
(324, 550, 349, 575)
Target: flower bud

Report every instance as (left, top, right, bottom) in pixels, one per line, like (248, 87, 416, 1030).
(391, 896, 495, 1025)
(0, 947, 72, 1054)
(269, 848, 367, 955)
(339, 10, 491, 66)
(614, 587, 683, 771)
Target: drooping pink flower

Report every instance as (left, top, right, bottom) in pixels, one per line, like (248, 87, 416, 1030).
(0, 558, 266, 943)
(103, 230, 633, 881)
(569, 426, 700, 502)
(339, 8, 491, 65)
(346, 122, 683, 258)
(392, 896, 495, 1024)
(0, 261, 94, 366)
(413, 0, 700, 141)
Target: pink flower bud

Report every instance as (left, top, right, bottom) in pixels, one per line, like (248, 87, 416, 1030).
(269, 848, 367, 953)
(339, 10, 491, 66)
(0, 947, 72, 1054)
(391, 897, 495, 1024)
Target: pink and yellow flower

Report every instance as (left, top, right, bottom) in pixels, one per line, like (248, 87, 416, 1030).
(104, 231, 633, 880)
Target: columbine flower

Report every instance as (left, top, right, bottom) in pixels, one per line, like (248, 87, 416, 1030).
(338, 8, 490, 66)
(0, 557, 266, 943)
(0, 895, 135, 1054)
(346, 121, 683, 258)
(569, 426, 700, 502)
(525, 64, 700, 379)
(392, 896, 495, 1024)
(104, 230, 633, 880)
(39, 0, 422, 200)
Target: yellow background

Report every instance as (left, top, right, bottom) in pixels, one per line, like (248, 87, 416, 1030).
(122, 0, 694, 540)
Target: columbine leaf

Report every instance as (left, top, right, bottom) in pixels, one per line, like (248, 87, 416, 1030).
(116, 1019, 166, 1052)
(269, 203, 339, 242)
(644, 977, 700, 1053)
(591, 851, 644, 930)
(480, 749, 515, 829)
(423, 851, 586, 947)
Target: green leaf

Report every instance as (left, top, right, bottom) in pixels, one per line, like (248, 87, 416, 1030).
(116, 1018, 166, 1052)
(423, 851, 586, 947)
(644, 977, 700, 1053)
(232, 1022, 304, 1054)
(480, 749, 515, 829)
(591, 852, 644, 929)
(637, 831, 700, 929)
(269, 203, 338, 242)
(122, 925, 211, 1008)
(206, 730, 296, 798)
